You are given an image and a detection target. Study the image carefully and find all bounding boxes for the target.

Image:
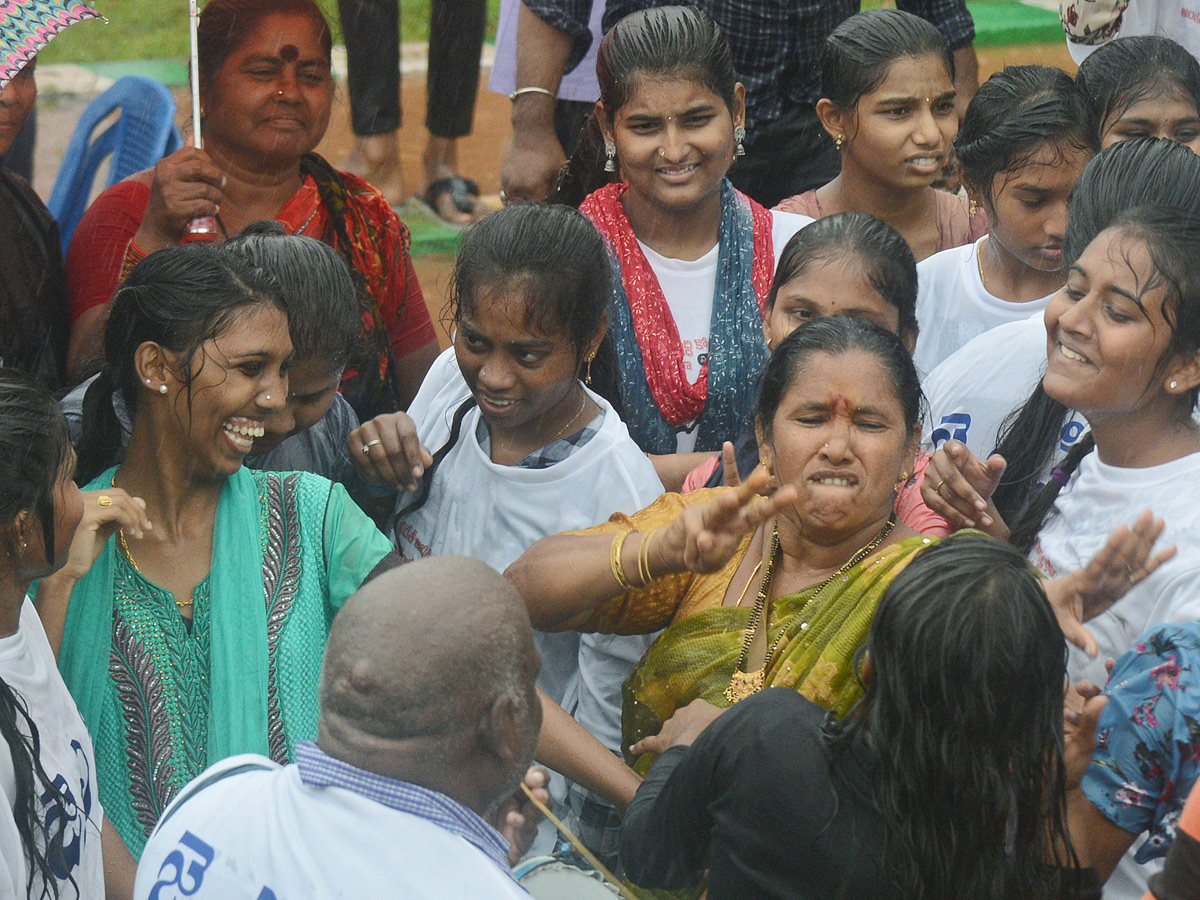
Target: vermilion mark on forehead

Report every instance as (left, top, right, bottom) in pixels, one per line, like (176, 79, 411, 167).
(279, 44, 299, 62)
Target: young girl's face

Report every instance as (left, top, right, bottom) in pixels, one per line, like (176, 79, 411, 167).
(840, 53, 957, 190)
(1042, 226, 1186, 420)
(1100, 90, 1200, 153)
(979, 141, 1092, 275)
(454, 285, 590, 434)
(603, 75, 744, 215)
(764, 256, 907, 350)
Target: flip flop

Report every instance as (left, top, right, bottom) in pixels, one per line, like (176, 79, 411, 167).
(419, 175, 484, 227)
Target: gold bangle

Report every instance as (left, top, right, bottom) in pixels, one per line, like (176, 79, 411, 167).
(610, 531, 635, 591)
(637, 530, 657, 587)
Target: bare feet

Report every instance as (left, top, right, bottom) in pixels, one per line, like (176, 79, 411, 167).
(346, 132, 405, 207)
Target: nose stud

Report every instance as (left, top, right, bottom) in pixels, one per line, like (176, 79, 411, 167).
(264, 394, 272, 401)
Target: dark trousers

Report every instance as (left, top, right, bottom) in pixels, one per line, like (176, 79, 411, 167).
(336, 0, 486, 139)
(727, 103, 841, 209)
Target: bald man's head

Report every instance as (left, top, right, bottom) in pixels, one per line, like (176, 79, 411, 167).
(319, 556, 540, 745)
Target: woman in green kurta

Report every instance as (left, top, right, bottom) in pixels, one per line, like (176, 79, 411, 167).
(39, 245, 392, 857)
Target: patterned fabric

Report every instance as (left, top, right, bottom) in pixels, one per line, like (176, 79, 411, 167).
(0, 0, 99, 88)
(293, 741, 516, 880)
(565, 490, 937, 772)
(1060, 0, 1129, 45)
(581, 180, 773, 453)
(292, 154, 425, 418)
(1082, 622, 1200, 864)
(475, 411, 603, 469)
(523, 0, 974, 132)
(59, 469, 392, 858)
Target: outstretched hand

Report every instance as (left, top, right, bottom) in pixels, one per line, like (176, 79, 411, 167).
(921, 440, 1007, 534)
(1044, 509, 1175, 656)
(654, 469, 798, 575)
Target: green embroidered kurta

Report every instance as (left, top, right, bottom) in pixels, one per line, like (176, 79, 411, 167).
(57, 468, 393, 857)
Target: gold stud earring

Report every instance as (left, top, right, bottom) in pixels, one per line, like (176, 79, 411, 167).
(969, 199, 978, 218)
(835, 134, 844, 151)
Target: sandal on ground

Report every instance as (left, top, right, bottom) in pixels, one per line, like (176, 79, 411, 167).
(414, 175, 487, 228)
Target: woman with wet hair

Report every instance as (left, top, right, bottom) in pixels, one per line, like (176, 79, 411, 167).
(776, 9, 987, 261)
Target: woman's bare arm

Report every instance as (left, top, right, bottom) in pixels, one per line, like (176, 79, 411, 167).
(535, 689, 641, 814)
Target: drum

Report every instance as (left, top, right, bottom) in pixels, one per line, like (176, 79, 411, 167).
(514, 856, 622, 899)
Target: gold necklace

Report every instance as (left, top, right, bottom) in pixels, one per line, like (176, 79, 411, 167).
(724, 515, 896, 704)
(117, 529, 194, 611)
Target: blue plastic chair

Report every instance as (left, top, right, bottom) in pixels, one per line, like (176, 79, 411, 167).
(48, 75, 184, 253)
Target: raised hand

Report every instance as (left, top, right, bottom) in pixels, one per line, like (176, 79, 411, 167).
(348, 412, 433, 491)
(1044, 509, 1175, 656)
(135, 146, 227, 252)
(921, 439, 1007, 533)
(61, 489, 152, 581)
(653, 469, 798, 575)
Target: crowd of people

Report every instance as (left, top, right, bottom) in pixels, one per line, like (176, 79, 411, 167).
(6, 0, 1200, 897)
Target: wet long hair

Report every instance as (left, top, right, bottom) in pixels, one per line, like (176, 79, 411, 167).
(220, 221, 362, 367)
(0, 372, 80, 899)
(768, 213, 919, 342)
(757, 317, 922, 442)
(395, 204, 611, 520)
(820, 9, 954, 115)
(824, 534, 1074, 900)
(553, 5, 738, 207)
(955, 65, 1097, 206)
(75, 244, 284, 485)
(1076, 36, 1200, 142)
(988, 139, 1200, 544)
(197, 0, 332, 88)
(1005, 205, 1200, 552)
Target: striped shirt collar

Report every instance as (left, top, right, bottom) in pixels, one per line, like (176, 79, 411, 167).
(294, 741, 516, 880)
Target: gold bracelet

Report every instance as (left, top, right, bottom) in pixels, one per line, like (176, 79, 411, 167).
(610, 531, 635, 590)
(637, 529, 657, 587)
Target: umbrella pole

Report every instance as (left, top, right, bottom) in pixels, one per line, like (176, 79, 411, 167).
(189, 0, 201, 149)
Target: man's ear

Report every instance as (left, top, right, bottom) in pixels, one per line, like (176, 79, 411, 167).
(478, 693, 524, 766)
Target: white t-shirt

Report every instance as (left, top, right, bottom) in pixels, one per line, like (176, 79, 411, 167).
(133, 755, 530, 900)
(1031, 450, 1200, 685)
(913, 237, 1058, 375)
(641, 210, 813, 452)
(921, 313, 1090, 472)
(1067, 1, 1200, 64)
(0, 599, 104, 900)
(489, 0, 603, 102)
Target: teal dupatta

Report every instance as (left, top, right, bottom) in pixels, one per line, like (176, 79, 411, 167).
(59, 466, 271, 762)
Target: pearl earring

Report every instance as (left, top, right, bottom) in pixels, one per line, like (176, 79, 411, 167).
(158, 384, 168, 394)
(145, 379, 153, 386)
(1171, 380, 1179, 390)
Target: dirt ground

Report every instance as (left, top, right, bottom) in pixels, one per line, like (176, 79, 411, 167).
(32, 39, 1077, 348)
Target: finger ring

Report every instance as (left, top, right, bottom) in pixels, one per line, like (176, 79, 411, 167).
(934, 480, 946, 494)
(362, 439, 383, 454)
(97, 495, 113, 507)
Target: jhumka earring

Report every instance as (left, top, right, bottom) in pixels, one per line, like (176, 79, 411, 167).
(969, 199, 979, 218)
(584, 357, 594, 385)
(733, 124, 746, 157)
(604, 142, 617, 173)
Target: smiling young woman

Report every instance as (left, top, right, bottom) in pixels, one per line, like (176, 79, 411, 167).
(39, 244, 395, 860)
(776, 9, 987, 262)
(65, 0, 438, 419)
(553, 7, 812, 458)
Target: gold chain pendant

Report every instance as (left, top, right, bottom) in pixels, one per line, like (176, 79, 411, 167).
(724, 667, 765, 704)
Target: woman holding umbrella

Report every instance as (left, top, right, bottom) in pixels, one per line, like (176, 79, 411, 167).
(64, 0, 439, 420)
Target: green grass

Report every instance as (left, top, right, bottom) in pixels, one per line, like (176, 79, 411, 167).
(38, 0, 502, 65)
